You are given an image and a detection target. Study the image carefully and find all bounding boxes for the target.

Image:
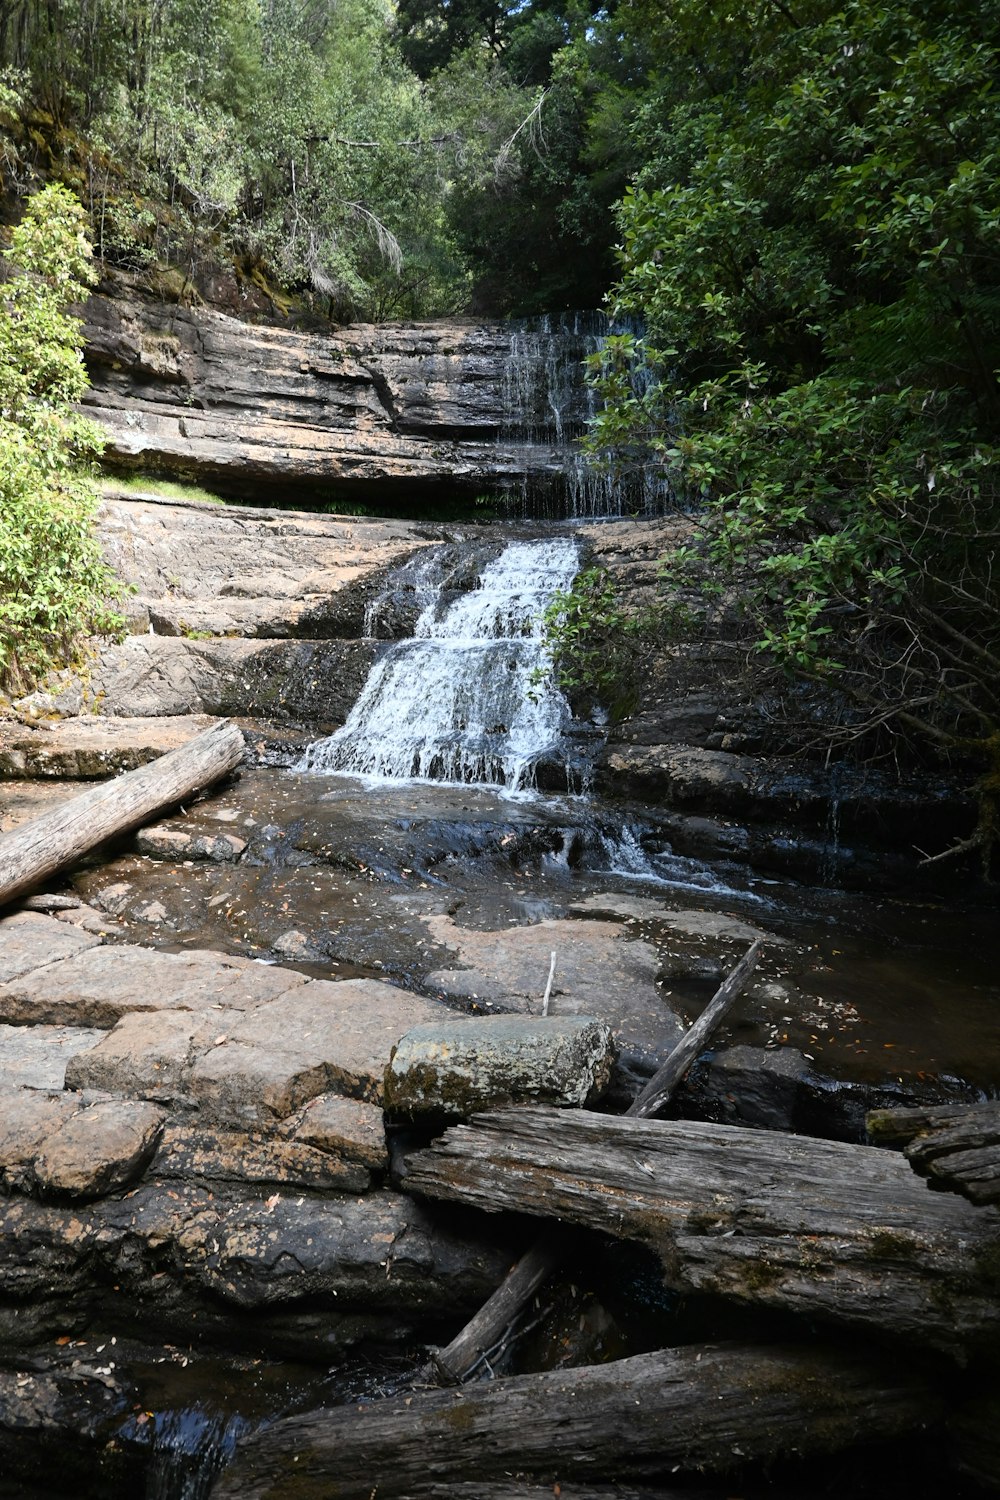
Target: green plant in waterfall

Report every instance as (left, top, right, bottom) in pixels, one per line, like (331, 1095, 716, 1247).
(0, 183, 125, 696)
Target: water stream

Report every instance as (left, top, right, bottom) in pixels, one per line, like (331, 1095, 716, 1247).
(298, 538, 584, 792)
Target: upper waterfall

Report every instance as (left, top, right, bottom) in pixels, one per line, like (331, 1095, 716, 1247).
(297, 538, 581, 793)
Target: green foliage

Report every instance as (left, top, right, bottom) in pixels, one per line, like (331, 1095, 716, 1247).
(588, 0, 1000, 776)
(537, 566, 663, 721)
(0, 184, 124, 694)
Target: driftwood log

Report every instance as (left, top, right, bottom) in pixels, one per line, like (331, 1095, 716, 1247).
(405, 1105, 1000, 1354)
(868, 1101, 1000, 1207)
(429, 940, 763, 1383)
(0, 720, 244, 909)
(212, 1341, 941, 1500)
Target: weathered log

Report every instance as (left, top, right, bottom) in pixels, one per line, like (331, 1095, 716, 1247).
(0, 720, 244, 909)
(429, 940, 762, 1383)
(406, 1105, 1000, 1354)
(628, 937, 762, 1118)
(868, 1101, 1000, 1207)
(211, 1341, 942, 1500)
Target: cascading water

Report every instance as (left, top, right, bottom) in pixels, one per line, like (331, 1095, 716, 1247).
(500, 311, 672, 520)
(298, 538, 581, 794)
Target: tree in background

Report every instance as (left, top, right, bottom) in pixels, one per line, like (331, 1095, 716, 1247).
(587, 0, 1000, 856)
(0, 181, 123, 694)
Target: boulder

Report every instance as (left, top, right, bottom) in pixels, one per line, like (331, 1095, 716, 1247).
(384, 1016, 616, 1121)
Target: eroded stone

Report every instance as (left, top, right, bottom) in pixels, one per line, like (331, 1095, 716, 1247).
(33, 1099, 166, 1199)
(384, 1015, 616, 1121)
(281, 1094, 388, 1174)
(151, 1123, 370, 1193)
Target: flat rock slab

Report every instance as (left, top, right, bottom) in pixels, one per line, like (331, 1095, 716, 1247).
(0, 714, 222, 777)
(569, 894, 786, 949)
(0, 1087, 165, 1200)
(424, 915, 684, 1067)
(384, 1016, 616, 1121)
(67, 977, 455, 1124)
(0, 1023, 107, 1091)
(0, 912, 102, 983)
(0, 942, 309, 1027)
(184, 979, 453, 1121)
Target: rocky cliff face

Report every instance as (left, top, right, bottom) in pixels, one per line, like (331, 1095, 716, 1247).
(82, 295, 592, 504)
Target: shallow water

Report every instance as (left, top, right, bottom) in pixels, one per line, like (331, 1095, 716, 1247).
(74, 765, 1000, 1093)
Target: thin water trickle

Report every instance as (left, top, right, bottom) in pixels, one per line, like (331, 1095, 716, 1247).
(298, 539, 582, 793)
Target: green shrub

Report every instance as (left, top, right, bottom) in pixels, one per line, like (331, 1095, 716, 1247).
(0, 183, 124, 696)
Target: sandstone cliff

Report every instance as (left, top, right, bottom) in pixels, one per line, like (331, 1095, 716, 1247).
(82, 295, 589, 504)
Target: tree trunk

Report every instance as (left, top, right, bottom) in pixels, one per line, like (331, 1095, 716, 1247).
(405, 1106, 1000, 1355)
(211, 1341, 942, 1500)
(0, 720, 244, 909)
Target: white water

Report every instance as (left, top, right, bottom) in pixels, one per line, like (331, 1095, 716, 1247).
(298, 539, 580, 793)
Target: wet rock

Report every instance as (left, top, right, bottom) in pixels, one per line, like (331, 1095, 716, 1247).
(0, 913, 102, 983)
(423, 915, 684, 1069)
(135, 823, 246, 861)
(384, 1016, 616, 1121)
(678, 1044, 985, 1144)
(151, 1123, 371, 1193)
(0, 943, 309, 1027)
(0, 1364, 142, 1497)
(32, 1099, 166, 1199)
(280, 1094, 388, 1175)
(271, 929, 317, 961)
(0, 1024, 107, 1092)
(0, 1183, 513, 1351)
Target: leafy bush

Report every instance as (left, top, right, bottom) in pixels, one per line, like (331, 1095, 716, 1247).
(0, 183, 124, 696)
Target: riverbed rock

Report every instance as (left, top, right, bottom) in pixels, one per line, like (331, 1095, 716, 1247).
(63, 972, 457, 1124)
(0, 1182, 513, 1355)
(150, 1122, 372, 1193)
(0, 1088, 166, 1200)
(32, 1099, 166, 1199)
(135, 822, 246, 861)
(280, 1094, 389, 1174)
(423, 914, 684, 1068)
(0, 1024, 107, 1092)
(384, 1016, 616, 1121)
(0, 912, 103, 982)
(0, 714, 223, 778)
(0, 943, 310, 1027)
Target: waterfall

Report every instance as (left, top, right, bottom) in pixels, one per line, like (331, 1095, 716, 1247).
(499, 312, 672, 520)
(297, 539, 581, 793)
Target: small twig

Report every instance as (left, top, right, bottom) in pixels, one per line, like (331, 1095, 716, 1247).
(541, 950, 557, 1016)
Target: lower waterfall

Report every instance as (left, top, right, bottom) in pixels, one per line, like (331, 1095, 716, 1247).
(297, 537, 581, 793)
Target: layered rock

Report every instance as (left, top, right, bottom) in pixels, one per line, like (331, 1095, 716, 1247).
(82, 295, 582, 502)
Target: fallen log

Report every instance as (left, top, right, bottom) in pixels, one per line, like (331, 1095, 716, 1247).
(429, 940, 762, 1383)
(868, 1101, 1000, 1207)
(405, 1105, 1000, 1354)
(211, 1341, 942, 1500)
(0, 720, 244, 909)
